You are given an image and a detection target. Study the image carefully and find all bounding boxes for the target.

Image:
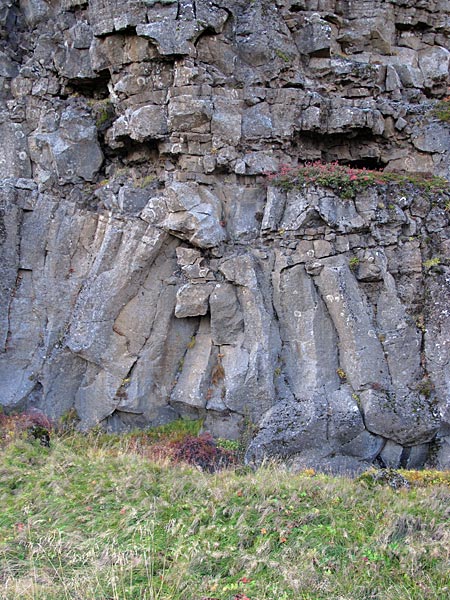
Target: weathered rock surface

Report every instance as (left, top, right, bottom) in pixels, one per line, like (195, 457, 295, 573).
(1, 0, 449, 471)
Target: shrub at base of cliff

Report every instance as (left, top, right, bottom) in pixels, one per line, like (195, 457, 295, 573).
(169, 433, 237, 472)
(0, 409, 52, 447)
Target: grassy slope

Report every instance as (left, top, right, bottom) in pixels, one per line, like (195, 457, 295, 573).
(0, 433, 449, 600)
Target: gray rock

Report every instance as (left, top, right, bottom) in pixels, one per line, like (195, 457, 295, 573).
(0, 50, 18, 78)
(170, 316, 213, 410)
(435, 434, 450, 470)
(296, 17, 332, 58)
(212, 93, 242, 146)
(425, 268, 450, 437)
(385, 65, 402, 92)
(66, 219, 169, 371)
(379, 439, 403, 468)
(218, 254, 278, 420)
(393, 64, 424, 89)
(273, 263, 339, 398)
(418, 46, 450, 94)
(360, 388, 438, 446)
(242, 103, 273, 140)
(174, 283, 215, 318)
(75, 367, 123, 429)
(109, 105, 168, 143)
(0, 188, 20, 352)
(313, 256, 390, 392)
(354, 249, 384, 281)
(246, 389, 382, 469)
(176, 246, 214, 281)
(202, 410, 243, 441)
(168, 96, 213, 133)
(261, 187, 286, 232)
(376, 271, 422, 390)
(279, 188, 365, 233)
(29, 107, 103, 183)
(117, 186, 152, 215)
(412, 123, 450, 154)
(0, 121, 31, 179)
(136, 21, 199, 57)
(223, 185, 266, 240)
(136, 1, 228, 56)
(88, 0, 157, 35)
(162, 182, 226, 248)
(425, 206, 447, 233)
(210, 283, 244, 345)
(407, 444, 430, 469)
(54, 41, 96, 82)
(19, 0, 49, 26)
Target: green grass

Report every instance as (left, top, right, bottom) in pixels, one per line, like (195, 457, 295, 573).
(432, 98, 450, 123)
(87, 98, 114, 129)
(423, 257, 441, 270)
(0, 433, 449, 600)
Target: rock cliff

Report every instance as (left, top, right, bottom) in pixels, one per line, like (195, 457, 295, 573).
(1, 0, 449, 472)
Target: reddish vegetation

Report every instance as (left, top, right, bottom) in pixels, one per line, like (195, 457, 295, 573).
(265, 160, 448, 199)
(0, 409, 52, 447)
(0, 411, 237, 472)
(169, 433, 236, 472)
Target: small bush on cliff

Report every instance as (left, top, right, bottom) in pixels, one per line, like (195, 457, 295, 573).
(267, 161, 449, 199)
(432, 96, 450, 123)
(88, 98, 115, 129)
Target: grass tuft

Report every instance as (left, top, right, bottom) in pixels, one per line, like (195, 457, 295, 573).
(432, 97, 450, 123)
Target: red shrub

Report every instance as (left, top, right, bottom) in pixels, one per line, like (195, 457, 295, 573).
(0, 409, 52, 447)
(169, 433, 236, 472)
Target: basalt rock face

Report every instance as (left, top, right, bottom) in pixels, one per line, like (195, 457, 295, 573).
(1, 0, 449, 473)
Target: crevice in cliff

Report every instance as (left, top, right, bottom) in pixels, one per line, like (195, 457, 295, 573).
(395, 21, 432, 32)
(293, 130, 389, 166)
(399, 445, 412, 467)
(96, 25, 138, 39)
(65, 1, 89, 11)
(194, 26, 222, 48)
(104, 137, 161, 163)
(281, 81, 305, 89)
(62, 70, 111, 99)
(3, 269, 21, 354)
(341, 157, 387, 170)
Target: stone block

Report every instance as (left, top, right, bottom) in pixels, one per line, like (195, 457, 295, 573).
(175, 283, 215, 318)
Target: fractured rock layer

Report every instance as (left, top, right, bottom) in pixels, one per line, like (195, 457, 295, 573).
(0, 0, 449, 472)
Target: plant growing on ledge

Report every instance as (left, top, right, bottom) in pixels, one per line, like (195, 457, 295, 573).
(266, 161, 449, 199)
(431, 96, 450, 123)
(423, 256, 441, 270)
(349, 256, 360, 271)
